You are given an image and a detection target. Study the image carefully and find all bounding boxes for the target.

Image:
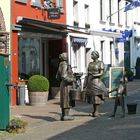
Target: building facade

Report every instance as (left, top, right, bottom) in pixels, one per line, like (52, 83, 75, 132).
(66, 0, 125, 88)
(1, 0, 140, 105)
(11, 0, 67, 105)
(66, 0, 140, 87)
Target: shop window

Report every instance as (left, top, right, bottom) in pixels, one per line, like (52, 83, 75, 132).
(15, 0, 27, 4)
(31, 0, 42, 8)
(18, 37, 40, 80)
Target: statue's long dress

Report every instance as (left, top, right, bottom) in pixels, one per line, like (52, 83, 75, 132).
(57, 61, 72, 108)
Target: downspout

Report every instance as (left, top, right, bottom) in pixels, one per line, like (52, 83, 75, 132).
(10, 0, 13, 105)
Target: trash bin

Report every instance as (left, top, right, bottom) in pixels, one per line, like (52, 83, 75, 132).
(18, 85, 25, 105)
(127, 103, 137, 114)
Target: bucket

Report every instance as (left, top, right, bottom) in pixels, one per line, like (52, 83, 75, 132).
(127, 103, 137, 114)
(70, 89, 77, 100)
(70, 89, 81, 100)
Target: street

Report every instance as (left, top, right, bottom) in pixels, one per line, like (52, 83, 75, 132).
(4, 80, 140, 140)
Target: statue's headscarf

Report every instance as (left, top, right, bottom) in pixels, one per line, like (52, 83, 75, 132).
(59, 52, 68, 61)
(91, 51, 99, 59)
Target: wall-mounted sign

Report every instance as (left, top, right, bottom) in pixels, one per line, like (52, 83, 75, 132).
(47, 8, 60, 20)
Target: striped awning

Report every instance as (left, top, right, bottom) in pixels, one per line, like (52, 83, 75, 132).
(70, 36, 88, 46)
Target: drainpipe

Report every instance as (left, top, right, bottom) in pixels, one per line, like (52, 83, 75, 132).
(9, 0, 12, 104)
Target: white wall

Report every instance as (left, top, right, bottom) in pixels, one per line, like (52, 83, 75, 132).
(66, 0, 140, 72)
(1, 0, 11, 32)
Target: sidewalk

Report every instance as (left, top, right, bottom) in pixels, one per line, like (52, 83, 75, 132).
(4, 80, 140, 140)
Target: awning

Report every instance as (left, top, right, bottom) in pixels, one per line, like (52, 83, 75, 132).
(13, 16, 68, 36)
(70, 36, 88, 46)
(89, 30, 122, 38)
(13, 16, 90, 36)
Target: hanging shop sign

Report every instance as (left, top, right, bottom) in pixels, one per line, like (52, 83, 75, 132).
(47, 8, 60, 20)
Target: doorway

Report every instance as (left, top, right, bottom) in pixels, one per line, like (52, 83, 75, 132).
(42, 39, 64, 99)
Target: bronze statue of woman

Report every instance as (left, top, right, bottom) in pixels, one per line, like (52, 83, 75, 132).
(56, 52, 74, 121)
(86, 51, 107, 117)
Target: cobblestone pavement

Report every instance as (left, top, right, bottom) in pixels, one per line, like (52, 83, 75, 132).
(3, 80, 140, 140)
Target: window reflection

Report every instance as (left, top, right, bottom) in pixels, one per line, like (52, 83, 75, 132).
(18, 37, 40, 79)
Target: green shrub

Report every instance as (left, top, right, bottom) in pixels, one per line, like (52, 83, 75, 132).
(7, 117, 27, 133)
(125, 68, 134, 77)
(27, 75, 49, 92)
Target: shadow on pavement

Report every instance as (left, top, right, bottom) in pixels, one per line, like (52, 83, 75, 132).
(22, 114, 58, 122)
(47, 113, 140, 140)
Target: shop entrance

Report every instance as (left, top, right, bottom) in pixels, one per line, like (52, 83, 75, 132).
(42, 39, 64, 99)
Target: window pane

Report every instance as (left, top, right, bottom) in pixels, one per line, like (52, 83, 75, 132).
(31, 0, 42, 7)
(18, 37, 40, 79)
(15, 0, 27, 4)
(56, 0, 64, 13)
(84, 4, 89, 23)
(73, 0, 78, 22)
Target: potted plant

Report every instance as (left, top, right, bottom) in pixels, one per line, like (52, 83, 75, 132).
(27, 75, 50, 106)
(7, 117, 27, 134)
(135, 57, 140, 79)
(125, 68, 134, 81)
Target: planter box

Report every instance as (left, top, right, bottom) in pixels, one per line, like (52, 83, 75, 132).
(29, 91, 48, 106)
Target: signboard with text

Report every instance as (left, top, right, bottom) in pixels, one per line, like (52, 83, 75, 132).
(47, 8, 60, 20)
